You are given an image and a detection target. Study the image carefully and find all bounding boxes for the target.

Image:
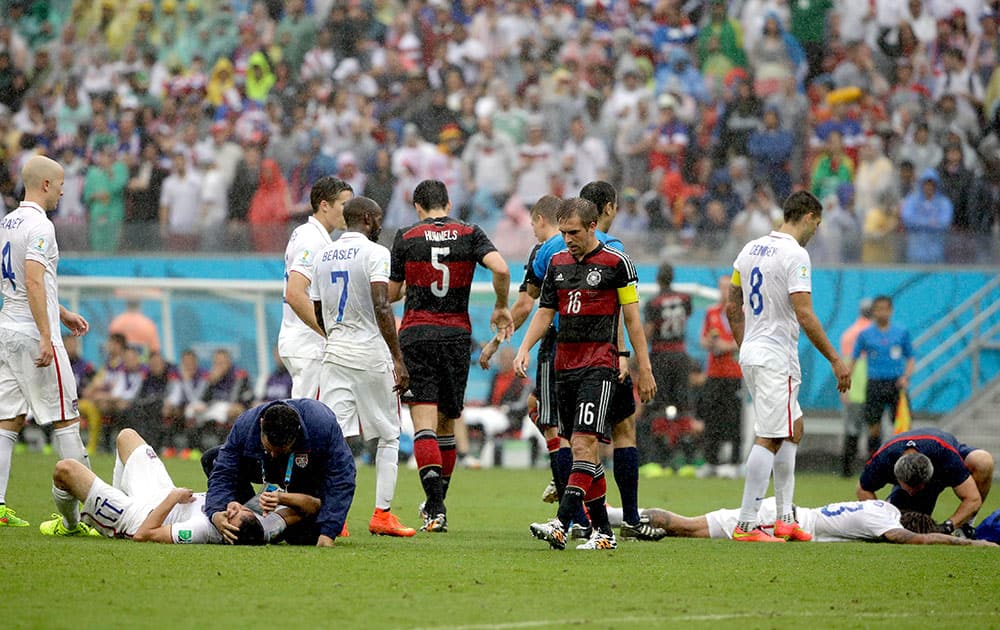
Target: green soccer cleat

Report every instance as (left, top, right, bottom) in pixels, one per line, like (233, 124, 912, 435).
(38, 514, 101, 537)
(0, 505, 30, 527)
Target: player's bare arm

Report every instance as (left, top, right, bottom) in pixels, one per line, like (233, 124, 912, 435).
(726, 283, 745, 347)
(622, 301, 656, 403)
(483, 251, 513, 341)
(371, 280, 410, 394)
(388, 279, 405, 302)
(24, 259, 53, 367)
(881, 527, 997, 546)
(947, 476, 984, 527)
(642, 508, 710, 538)
(790, 291, 851, 393)
(286, 270, 324, 336)
(59, 305, 89, 336)
(133, 487, 196, 543)
(481, 284, 541, 369)
(514, 306, 556, 377)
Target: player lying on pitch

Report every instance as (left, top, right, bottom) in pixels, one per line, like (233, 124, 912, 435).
(607, 498, 998, 546)
(41, 428, 319, 544)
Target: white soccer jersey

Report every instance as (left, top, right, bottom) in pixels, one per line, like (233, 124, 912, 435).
(732, 231, 812, 377)
(309, 231, 392, 371)
(278, 216, 335, 360)
(799, 500, 903, 542)
(0, 202, 64, 346)
(168, 493, 224, 544)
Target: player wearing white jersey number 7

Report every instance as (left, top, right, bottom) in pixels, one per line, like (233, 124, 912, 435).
(279, 176, 353, 399)
(727, 190, 852, 543)
(0, 155, 92, 530)
(608, 498, 997, 546)
(309, 197, 415, 537)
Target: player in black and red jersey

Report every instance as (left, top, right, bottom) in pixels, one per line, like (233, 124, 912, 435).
(641, 262, 694, 467)
(388, 179, 512, 533)
(515, 198, 656, 550)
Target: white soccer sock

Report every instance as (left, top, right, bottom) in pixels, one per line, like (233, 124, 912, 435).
(52, 423, 90, 469)
(737, 444, 775, 528)
(374, 437, 399, 511)
(112, 455, 125, 488)
(0, 428, 18, 504)
(773, 440, 798, 523)
(52, 485, 80, 528)
(606, 505, 624, 528)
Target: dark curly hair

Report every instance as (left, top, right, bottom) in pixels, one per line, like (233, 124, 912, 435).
(899, 511, 937, 534)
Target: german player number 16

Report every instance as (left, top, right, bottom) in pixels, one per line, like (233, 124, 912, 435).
(567, 289, 582, 314)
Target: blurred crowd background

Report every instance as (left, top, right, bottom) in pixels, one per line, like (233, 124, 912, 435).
(3, 0, 1000, 266)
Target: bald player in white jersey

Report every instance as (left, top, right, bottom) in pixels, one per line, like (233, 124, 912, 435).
(0, 155, 92, 531)
(279, 176, 353, 398)
(608, 499, 997, 546)
(727, 191, 852, 543)
(308, 197, 415, 537)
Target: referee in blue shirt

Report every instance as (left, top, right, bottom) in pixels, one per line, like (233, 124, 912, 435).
(850, 296, 914, 457)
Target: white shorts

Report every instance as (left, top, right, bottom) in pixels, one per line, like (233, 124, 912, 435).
(81, 445, 174, 538)
(741, 365, 802, 439)
(706, 498, 778, 539)
(282, 355, 322, 399)
(0, 328, 78, 424)
(319, 361, 400, 440)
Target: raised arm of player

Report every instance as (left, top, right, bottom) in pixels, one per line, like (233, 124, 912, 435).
(482, 251, 513, 342)
(622, 300, 656, 403)
(790, 291, 851, 393)
(287, 270, 324, 337)
(133, 487, 196, 543)
(514, 306, 556, 378)
(25, 260, 53, 367)
(372, 280, 410, 394)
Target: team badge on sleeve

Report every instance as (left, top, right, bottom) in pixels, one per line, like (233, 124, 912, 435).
(799, 265, 809, 279)
(33, 237, 47, 252)
(299, 249, 314, 266)
(177, 530, 193, 543)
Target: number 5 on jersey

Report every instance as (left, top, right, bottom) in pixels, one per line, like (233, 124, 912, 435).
(430, 246, 450, 298)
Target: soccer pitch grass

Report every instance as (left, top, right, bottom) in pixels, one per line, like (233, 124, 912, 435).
(4, 452, 999, 629)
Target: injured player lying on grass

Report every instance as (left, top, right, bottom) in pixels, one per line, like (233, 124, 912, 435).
(41, 428, 318, 544)
(607, 498, 998, 545)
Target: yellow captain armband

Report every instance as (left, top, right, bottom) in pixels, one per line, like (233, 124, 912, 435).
(617, 283, 639, 305)
(731, 269, 741, 287)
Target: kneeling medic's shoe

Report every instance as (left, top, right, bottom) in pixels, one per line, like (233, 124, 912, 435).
(39, 514, 100, 537)
(369, 508, 416, 537)
(732, 525, 785, 542)
(0, 505, 29, 527)
(529, 519, 567, 550)
(541, 479, 559, 503)
(576, 530, 617, 550)
(773, 519, 812, 542)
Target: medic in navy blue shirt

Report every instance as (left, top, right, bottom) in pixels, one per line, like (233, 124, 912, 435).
(204, 399, 356, 547)
(857, 428, 993, 533)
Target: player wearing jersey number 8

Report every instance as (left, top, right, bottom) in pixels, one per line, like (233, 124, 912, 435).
(727, 190, 851, 542)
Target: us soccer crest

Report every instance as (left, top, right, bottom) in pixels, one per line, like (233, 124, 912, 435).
(586, 269, 602, 286)
(294, 453, 309, 468)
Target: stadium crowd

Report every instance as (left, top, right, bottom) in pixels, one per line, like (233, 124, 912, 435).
(2, 0, 1000, 264)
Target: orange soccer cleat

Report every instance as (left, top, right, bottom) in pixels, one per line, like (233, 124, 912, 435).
(732, 525, 786, 542)
(773, 519, 813, 542)
(369, 509, 417, 537)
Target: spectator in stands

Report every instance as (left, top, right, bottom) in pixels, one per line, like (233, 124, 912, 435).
(83, 144, 128, 253)
(163, 349, 207, 452)
(184, 349, 253, 449)
(839, 298, 873, 477)
(896, 122, 943, 177)
(749, 13, 804, 98)
(108, 298, 161, 356)
(854, 136, 897, 219)
(128, 351, 176, 451)
(462, 116, 517, 230)
(227, 144, 261, 249)
(99, 346, 146, 451)
(256, 347, 292, 406)
(810, 129, 854, 202)
(901, 168, 954, 264)
(247, 158, 291, 253)
(124, 141, 168, 251)
(938, 143, 974, 232)
(159, 149, 203, 251)
(747, 106, 793, 200)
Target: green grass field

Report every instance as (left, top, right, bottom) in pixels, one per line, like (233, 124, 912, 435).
(4, 452, 1000, 629)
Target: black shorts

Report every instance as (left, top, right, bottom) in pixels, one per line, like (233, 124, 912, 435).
(556, 372, 616, 443)
(400, 336, 471, 419)
(607, 374, 637, 424)
(649, 351, 691, 414)
(534, 356, 558, 429)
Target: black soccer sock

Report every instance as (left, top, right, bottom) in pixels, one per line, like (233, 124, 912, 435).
(557, 487, 585, 529)
(613, 447, 640, 525)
